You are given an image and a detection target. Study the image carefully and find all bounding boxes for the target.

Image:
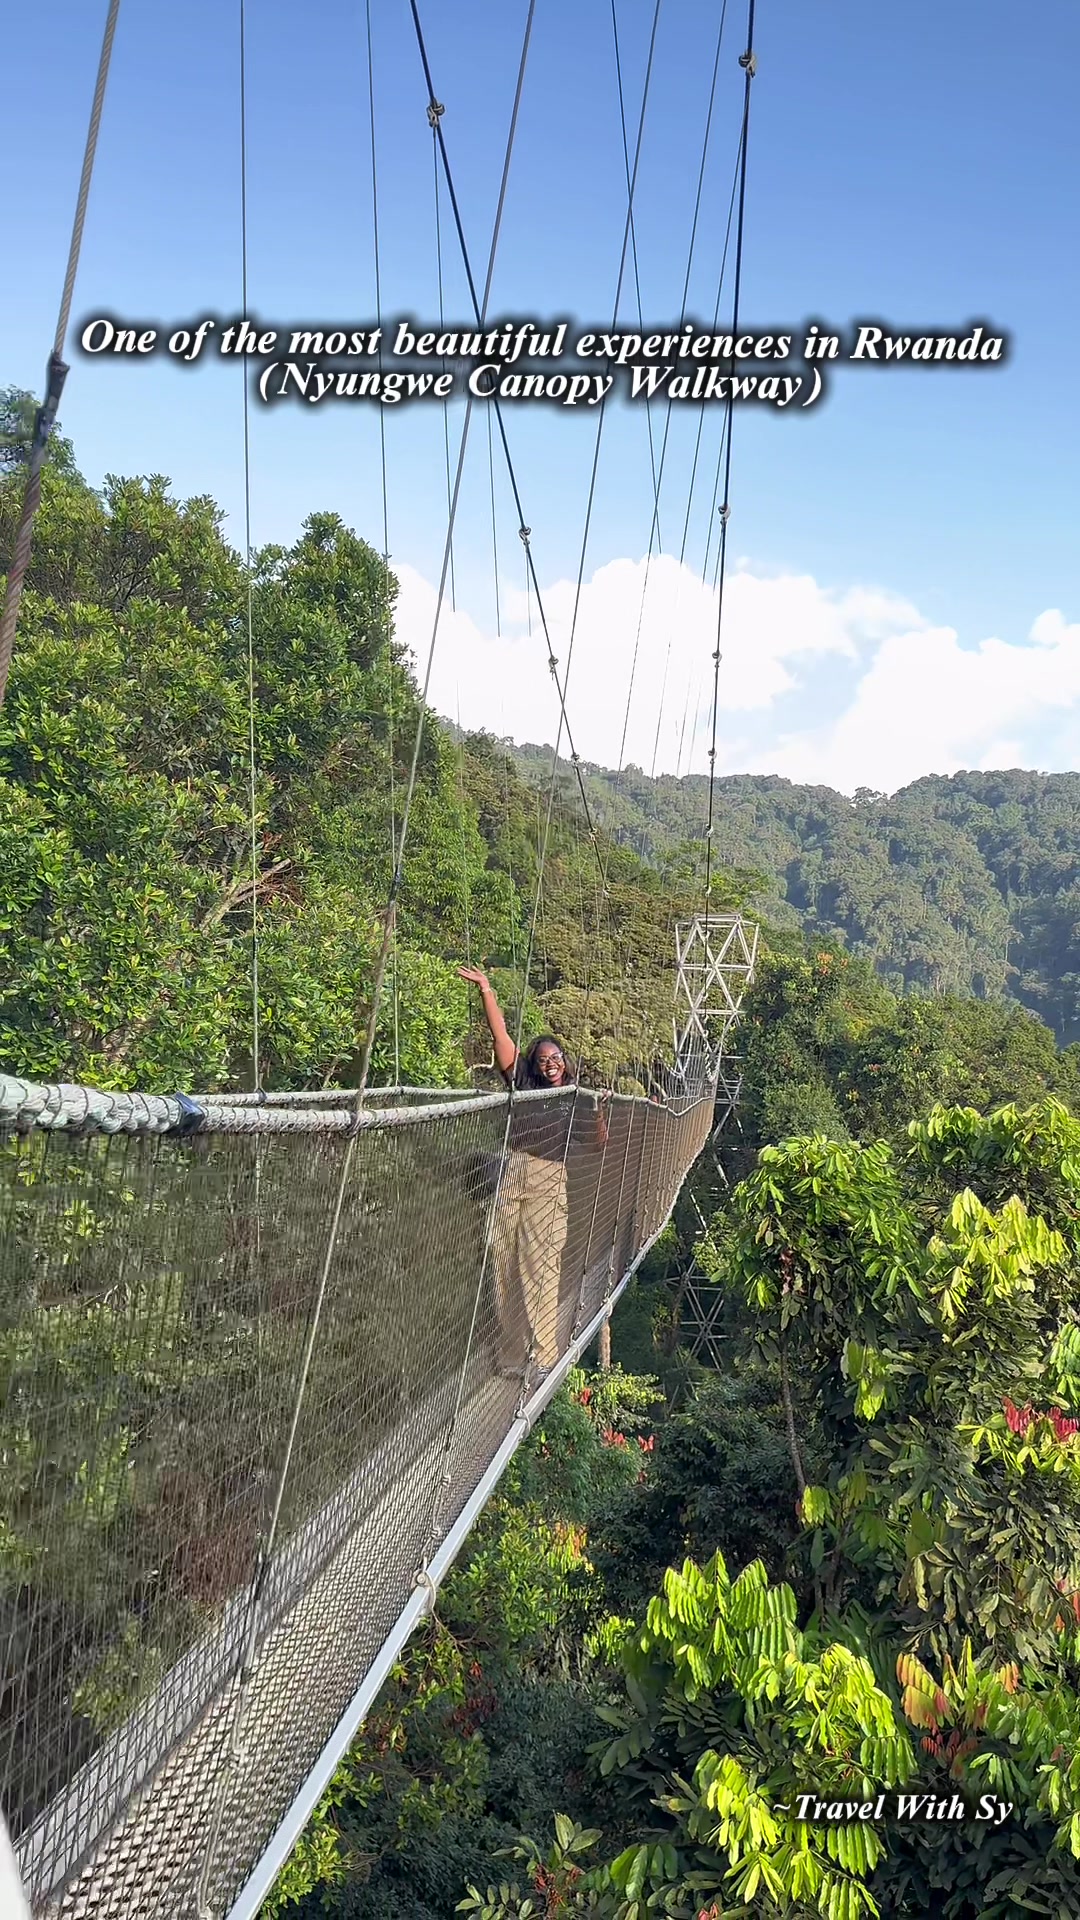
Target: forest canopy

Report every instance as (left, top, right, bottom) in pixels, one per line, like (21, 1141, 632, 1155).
(506, 745, 1080, 1043)
(3, 382, 1077, 1094)
(5, 385, 1080, 1920)
(0, 388, 705, 1094)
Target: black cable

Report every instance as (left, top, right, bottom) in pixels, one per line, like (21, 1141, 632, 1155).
(611, 0, 662, 539)
(406, 0, 608, 853)
(612, 0, 730, 802)
(432, 138, 457, 612)
(702, 0, 757, 925)
(366, 0, 401, 1075)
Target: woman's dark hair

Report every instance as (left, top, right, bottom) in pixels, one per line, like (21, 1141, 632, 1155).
(517, 1034, 572, 1088)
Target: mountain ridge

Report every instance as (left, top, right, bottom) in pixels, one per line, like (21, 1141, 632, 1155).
(485, 749, 1080, 1041)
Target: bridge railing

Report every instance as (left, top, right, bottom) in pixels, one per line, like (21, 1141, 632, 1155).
(0, 1073, 715, 1920)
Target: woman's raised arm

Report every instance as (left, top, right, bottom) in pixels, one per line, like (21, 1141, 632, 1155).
(459, 967, 518, 1075)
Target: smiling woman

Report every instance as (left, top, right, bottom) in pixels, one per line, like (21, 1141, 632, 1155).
(459, 965, 609, 1384)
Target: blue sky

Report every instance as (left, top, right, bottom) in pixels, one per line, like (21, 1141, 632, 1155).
(3, 0, 1078, 791)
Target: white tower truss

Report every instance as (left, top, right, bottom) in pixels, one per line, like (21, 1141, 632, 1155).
(673, 913, 759, 1087)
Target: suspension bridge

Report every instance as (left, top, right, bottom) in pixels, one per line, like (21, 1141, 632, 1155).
(0, 1017, 747, 1920)
(1, 0, 764, 1913)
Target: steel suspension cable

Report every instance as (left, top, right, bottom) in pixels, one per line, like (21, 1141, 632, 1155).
(0, 0, 122, 709)
(487, 406, 501, 637)
(366, 0, 401, 1083)
(407, 0, 604, 857)
(703, 0, 757, 921)
(537, 0, 663, 850)
(539, 0, 703, 1097)
(685, 140, 741, 596)
(433, 136, 458, 613)
(610, 1, 662, 553)
(399, 3, 642, 1449)
(195, 5, 264, 1899)
(405, 5, 695, 1435)
(595, 24, 749, 1097)
(239, 0, 261, 1096)
(606, 0, 729, 860)
(198, 20, 539, 1900)
(516, 0, 674, 1307)
(638, 118, 742, 865)
(405, 0, 614, 1428)
(270, 0, 538, 1602)
(501, 730, 519, 985)
(455, 687, 473, 967)
(353, 0, 533, 1103)
(662, 130, 740, 826)
(641, 2, 730, 787)
(236, 0, 274, 1646)
(510, 0, 664, 1055)
(405, 2, 626, 1155)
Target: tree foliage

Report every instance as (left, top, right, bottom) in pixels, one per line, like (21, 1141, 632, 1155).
(0, 410, 700, 1092)
(505, 751, 1080, 1043)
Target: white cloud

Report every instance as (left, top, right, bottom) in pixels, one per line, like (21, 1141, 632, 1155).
(393, 554, 1080, 795)
(746, 610, 1080, 793)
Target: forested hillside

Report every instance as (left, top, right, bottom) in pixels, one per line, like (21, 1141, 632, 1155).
(9, 387, 1080, 1920)
(0, 389, 707, 1095)
(505, 745, 1080, 1041)
(259, 947, 1080, 1920)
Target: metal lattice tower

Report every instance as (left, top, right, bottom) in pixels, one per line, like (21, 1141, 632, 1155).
(673, 914, 759, 1089)
(670, 915, 759, 1364)
(677, 1136, 741, 1363)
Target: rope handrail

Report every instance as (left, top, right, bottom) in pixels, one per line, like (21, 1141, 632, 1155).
(0, 1068, 705, 1139)
(208, 1084, 490, 1106)
(3, 1082, 717, 1918)
(0, 0, 122, 709)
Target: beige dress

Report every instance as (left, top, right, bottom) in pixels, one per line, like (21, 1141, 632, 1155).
(489, 1148, 569, 1369)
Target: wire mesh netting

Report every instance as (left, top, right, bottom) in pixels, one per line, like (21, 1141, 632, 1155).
(0, 1078, 714, 1919)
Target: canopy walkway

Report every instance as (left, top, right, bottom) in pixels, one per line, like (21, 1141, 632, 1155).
(0, 924, 754, 1918)
(0, 0, 768, 1903)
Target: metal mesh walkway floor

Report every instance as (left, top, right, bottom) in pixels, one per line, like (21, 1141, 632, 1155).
(1, 1073, 721, 1918)
(33, 1362, 510, 1920)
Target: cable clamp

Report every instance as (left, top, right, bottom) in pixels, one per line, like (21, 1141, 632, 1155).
(33, 352, 70, 455)
(426, 100, 445, 129)
(718, 503, 731, 523)
(169, 1092, 206, 1136)
(518, 524, 531, 547)
(738, 50, 757, 77)
(414, 1567, 438, 1614)
(547, 655, 559, 674)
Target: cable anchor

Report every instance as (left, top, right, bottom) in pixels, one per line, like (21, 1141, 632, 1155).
(414, 1568, 438, 1615)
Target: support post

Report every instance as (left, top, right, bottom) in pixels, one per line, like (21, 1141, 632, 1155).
(670, 915, 758, 1361)
(673, 913, 758, 1090)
